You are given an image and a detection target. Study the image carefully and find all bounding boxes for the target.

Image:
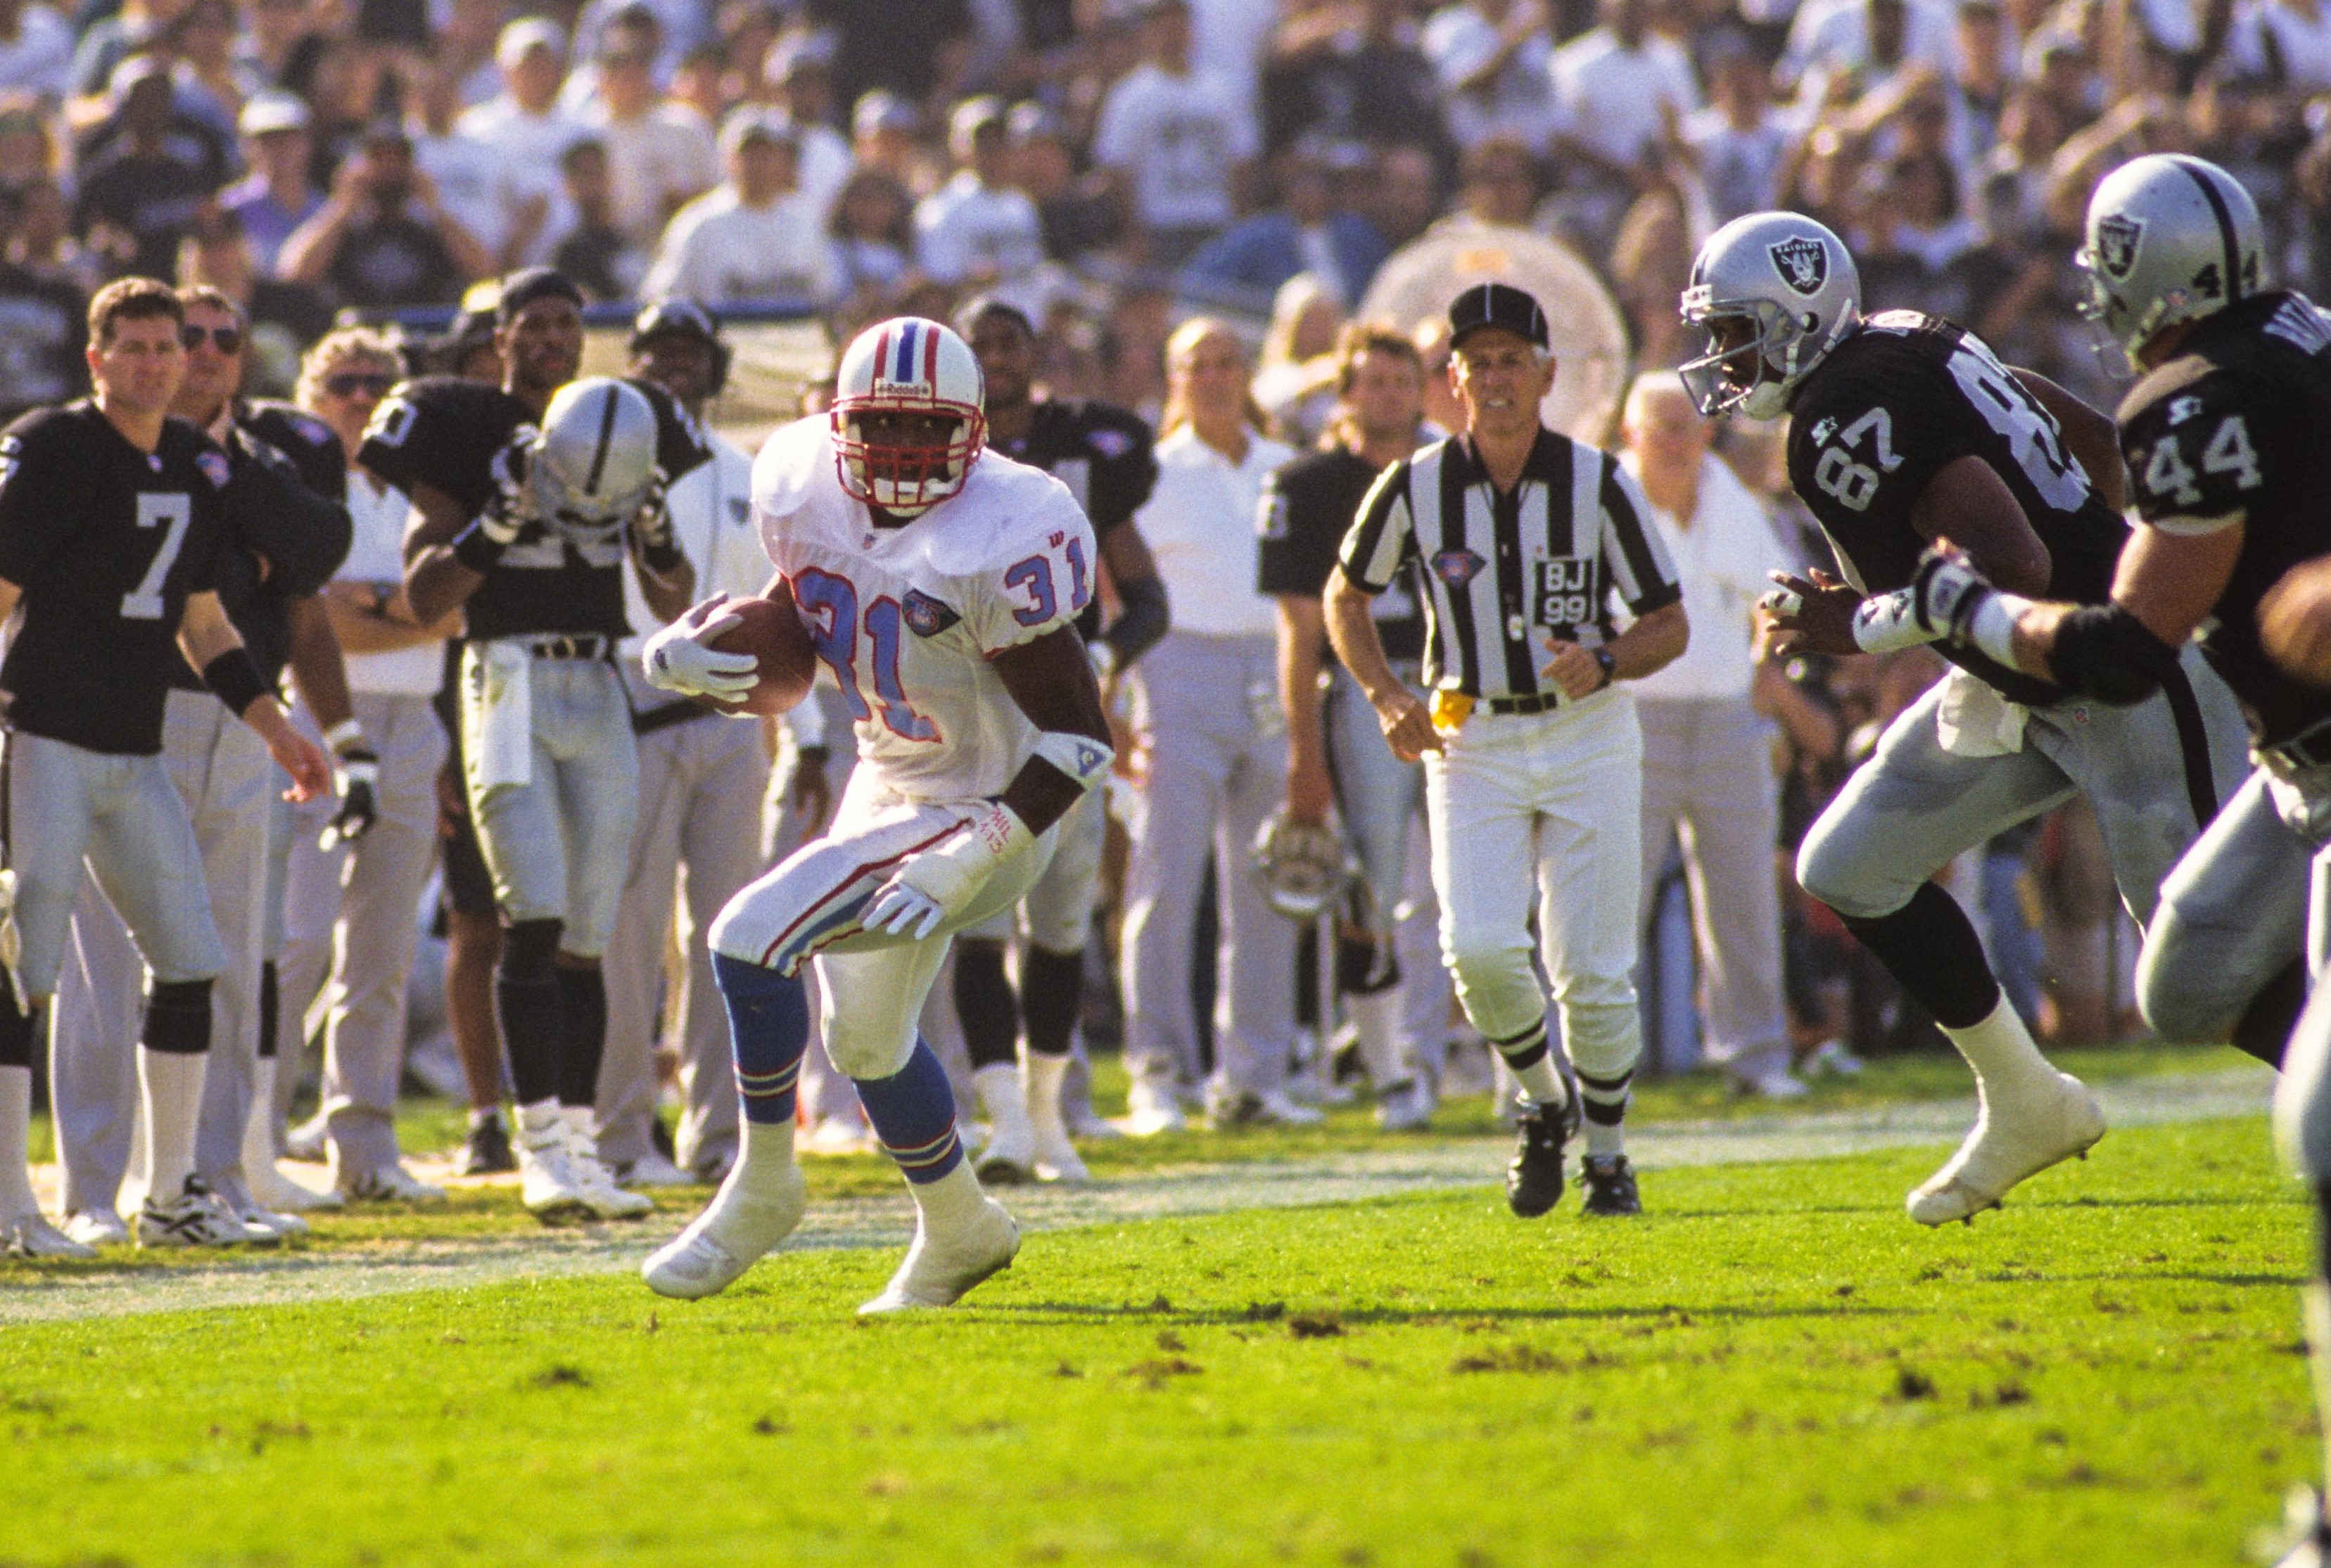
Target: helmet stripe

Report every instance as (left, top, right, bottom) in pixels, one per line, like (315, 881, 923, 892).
(922, 319, 939, 383)
(583, 383, 620, 495)
(2171, 155, 2244, 303)
(894, 321, 916, 383)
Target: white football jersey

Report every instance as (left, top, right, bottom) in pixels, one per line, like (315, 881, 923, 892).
(751, 416, 1098, 802)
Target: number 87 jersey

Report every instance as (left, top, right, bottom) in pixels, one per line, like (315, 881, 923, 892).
(1784, 310, 2129, 703)
(750, 414, 1098, 802)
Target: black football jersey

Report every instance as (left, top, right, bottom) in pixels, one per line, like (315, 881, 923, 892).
(1786, 310, 2127, 706)
(242, 400, 348, 506)
(1257, 445, 1427, 663)
(358, 375, 713, 642)
(0, 402, 231, 754)
(2118, 291, 2331, 746)
(167, 417, 353, 694)
(990, 398, 1157, 641)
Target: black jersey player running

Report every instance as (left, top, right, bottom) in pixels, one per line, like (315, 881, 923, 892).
(0, 279, 329, 1256)
(1896, 155, 2331, 1564)
(949, 296, 1167, 1183)
(1679, 211, 2251, 1227)
(371, 267, 710, 1222)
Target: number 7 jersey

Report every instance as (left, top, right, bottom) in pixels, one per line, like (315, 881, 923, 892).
(1785, 310, 2128, 706)
(750, 416, 1098, 802)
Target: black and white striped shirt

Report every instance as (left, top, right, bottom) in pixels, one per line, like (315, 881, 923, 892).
(1338, 428, 1682, 703)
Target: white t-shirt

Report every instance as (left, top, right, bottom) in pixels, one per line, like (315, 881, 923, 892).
(412, 128, 509, 257)
(751, 417, 1096, 802)
(1424, 3, 1558, 151)
(789, 119, 855, 222)
(1549, 28, 1701, 170)
(0, 4, 72, 98)
(338, 471, 444, 697)
(583, 101, 719, 248)
(913, 171, 1047, 285)
(1782, 0, 1957, 85)
(1682, 106, 1798, 225)
(1136, 425, 1295, 639)
(1092, 62, 1257, 231)
(623, 432, 761, 649)
(1623, 450, 1787, 702)
(642, 186, 842, 304)
(455, 97, 586, 211)
(2230, 0, 2331, 89)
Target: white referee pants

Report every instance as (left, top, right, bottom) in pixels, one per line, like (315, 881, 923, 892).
(1425, 688, 1645, 1086)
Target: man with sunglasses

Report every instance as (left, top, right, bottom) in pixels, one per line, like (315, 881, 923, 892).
(374, 267, 710, 1221)
(49, 286, 360, 1247)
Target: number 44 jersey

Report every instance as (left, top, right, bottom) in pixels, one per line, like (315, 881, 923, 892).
(750, 416, 1099, 803)
(1785, 310, 2127, 706)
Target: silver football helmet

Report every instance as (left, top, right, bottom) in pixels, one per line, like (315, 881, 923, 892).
(1251, 810, 1359, 924)
(528, 376, 662, 548)
(1679, 212, 1862, 420)
(2077, 153, 2264, 362)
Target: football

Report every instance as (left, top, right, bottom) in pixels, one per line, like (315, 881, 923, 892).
(706, 589, 817, 717)
(2260, 554, 2331, 689)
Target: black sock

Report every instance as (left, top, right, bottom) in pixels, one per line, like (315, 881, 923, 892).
(1020, 945, 1084, 1059)
(2232, 958, 2304, 1069)
(952, 943, 1020, 1070)
(495, 919, 564, 1107)
(1838, 882, 2001, 1031)
(142, 979, 213, 1054)
(257, 960, 278, 1061)
(0, 993, 39, 1070)
(555, 964, 606, 1109)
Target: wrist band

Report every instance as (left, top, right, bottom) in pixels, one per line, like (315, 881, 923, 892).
(640, 539, 686, 575)
(201, 649, 270, 715)
(1967, 593, 2032, 670)
(451, 521, 506, 573)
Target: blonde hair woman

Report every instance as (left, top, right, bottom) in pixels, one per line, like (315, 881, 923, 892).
(1119, 319, 1311, 1134)
(1252, 273, 1347, 445)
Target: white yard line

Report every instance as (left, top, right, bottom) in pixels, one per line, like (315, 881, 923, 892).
(0, 1067, 2274, 1326)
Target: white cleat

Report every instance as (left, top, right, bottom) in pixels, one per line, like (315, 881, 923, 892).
(642, 1161, 808, 1299)
(1376, 1077, 1437, 1133)
(1205, 1085, 1326, 1129)
(5, 1212, 97, 1259)
(249, 1159, 343, 1213)
(517, 1127, 596, 1223)
(228, 1197, 309, 1241)
(1907, 1070, 2107, 1226)
(1122, 1078, 1187, 1137)
(975, 1121, 1037, 1185)
(135, 1179, 252, 1249)
(60, 1209, 129, 1249)
(338, 1161, 447, 1204)
(1031, 1124, 1089, 1183)
(614, 1151, 694, 1189)
(857, 1197, 1020, 1314)
(563, 1126, 656, 1221)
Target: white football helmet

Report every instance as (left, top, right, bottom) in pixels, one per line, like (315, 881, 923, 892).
(1679, 212, 1862, 420)
(528, 376, 662, 547)
(2077, 153, 2265, 362)
(831, 317, 986, 516)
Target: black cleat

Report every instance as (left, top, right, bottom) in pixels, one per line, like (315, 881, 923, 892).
(1580, 1154, 1641, 1217)
(1506, 1097, 1577, 1218)
(461, 1113, 517, 1176)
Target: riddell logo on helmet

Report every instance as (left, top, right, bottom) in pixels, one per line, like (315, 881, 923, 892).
(1768, 236, 1828, 296)
(876, 376, 936, 398)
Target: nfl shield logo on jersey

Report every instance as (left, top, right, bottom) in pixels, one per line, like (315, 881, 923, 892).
(1431, 549, 1486, 589)
(2095, 215, 2143, 280)
(196, 450, 231, 488)
(1768, 236, 1829, 296)
(901, 588, 960, 637)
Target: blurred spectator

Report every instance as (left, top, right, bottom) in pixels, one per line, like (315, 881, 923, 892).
(1266, 0, 1451, 156)
(457, 18, 585, 263)
(176, 208, 329, 393)
(7, 172, 98, 291)
(161, 0, 239, 137)
(237, 0, 312, 99)
(1424, 0, 1559, 153)
(0, 183, 83, 418)
(850, 88, 927, 190)
(1782, 0, 1955, 100)
(277, 30, 380, 186)
(1682, 34, 1796, 223)
(1850, 148, 2013, 321)
(913, 94, 1044, 291)
(643, 112, 839, 302)
(542, 136, 647, 299)
(72, 54, 230, 278)
(807, 0, 974, 113)
(66, 0, 174, 103)
(220, 90, 319, 274)
(409, 52, 510, 265)
(1093, 0, 1257, 267)
(1366, 140, 1444, 246)
(279, 121, 492, 306)
(0, 88, 56, 184)
(581, 14, 719, 251)
(1011, 98, 1121, 262)
(1251, 271, 1344, 440)
(0, 0, 70, 101)
(1549, 0, 1702, 257)
(827, 164, 913, 296)
(1609, 186, 1694, 365)
(762, 30, 852, 218)
(1182, 137, 1389, 309)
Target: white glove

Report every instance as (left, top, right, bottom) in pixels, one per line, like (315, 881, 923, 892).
(479, 440, 545, 547)
(642, 594, 758, 700)
(862, 801, 1036, 941)
(1910, 549, 1993, 641)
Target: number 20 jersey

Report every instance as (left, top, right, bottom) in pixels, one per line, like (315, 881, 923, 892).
(1786, 310, 2127, 706)
(751, 416, 1098, 803)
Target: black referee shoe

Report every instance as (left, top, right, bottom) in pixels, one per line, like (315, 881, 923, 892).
(1580, 1154, 1641, 1217)
(461, 1113, 516, 1176)
(1505, 1097, 1577, 1218)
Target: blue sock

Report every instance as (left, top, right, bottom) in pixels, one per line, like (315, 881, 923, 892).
(713, 954, 810, 1126)
(853, 1038, 963, 1184)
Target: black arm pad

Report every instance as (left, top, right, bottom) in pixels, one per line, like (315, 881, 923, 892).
(1100, 573, 1169, 671)
(2049, 604, 2183, 706)
(201, 648, 272, 715)
(450, 520, 507, 573)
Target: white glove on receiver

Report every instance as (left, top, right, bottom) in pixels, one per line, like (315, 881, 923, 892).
(863, 801, 1036, 941)
(643, 594, 758, 701)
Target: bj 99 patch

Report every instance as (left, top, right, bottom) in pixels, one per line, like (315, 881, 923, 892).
(1534, 556, 1596, 631)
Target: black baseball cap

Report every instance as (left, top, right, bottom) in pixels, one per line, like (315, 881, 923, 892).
(496, 266, 585, 326)
(630, 297, 721, 354)
(1447, 281, 1549, 350)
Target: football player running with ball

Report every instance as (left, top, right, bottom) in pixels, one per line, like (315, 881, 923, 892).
(1680, 212, 2251, 1226)
(640, 317, 1111, 1312)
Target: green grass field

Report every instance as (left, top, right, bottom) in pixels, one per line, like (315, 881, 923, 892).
(0, 1100, 2311, 1567)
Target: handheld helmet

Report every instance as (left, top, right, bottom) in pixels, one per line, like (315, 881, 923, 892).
(2077, 154, 2264, 363)
(1250, 810, 1359, 924)
(830, 316, 985, 516)
(630, 296, 731, 395)
(528, 376, 662, 547)
(1679, 212, 1861, 420)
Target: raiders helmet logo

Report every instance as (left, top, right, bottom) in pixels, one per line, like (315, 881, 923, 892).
(2095, 215, 2142, 281)
(1768, 236, 1829, 296)
(901, 588, 960, 637)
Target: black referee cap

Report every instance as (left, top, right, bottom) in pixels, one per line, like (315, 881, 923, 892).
(1448, 282, 1549, 350)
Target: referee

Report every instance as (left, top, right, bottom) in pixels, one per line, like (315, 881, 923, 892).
(1327, 283, 1688, 1220)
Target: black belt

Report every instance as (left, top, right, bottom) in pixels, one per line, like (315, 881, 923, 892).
(1483, 692, 1562, 716)
(633, 696, 715, 736)
(2263, 717, 2331, 774)
(523, 635, 613, 661)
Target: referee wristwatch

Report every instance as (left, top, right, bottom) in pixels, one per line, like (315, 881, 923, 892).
(1592, 646, 1617, 690)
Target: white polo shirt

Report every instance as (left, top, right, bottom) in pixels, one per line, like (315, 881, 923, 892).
(1624, 450, 1789, 703)
(622, 431, 763, 651)
(1137, 424, 1293, 639)
(338, 471, 444, 698)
